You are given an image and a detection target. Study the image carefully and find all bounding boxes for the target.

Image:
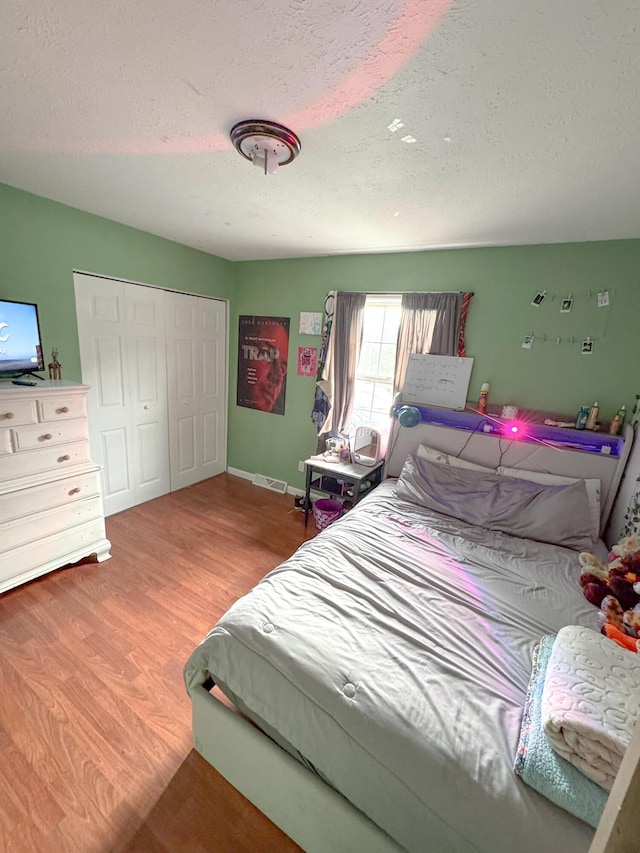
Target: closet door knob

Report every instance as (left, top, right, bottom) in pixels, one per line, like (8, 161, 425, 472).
(58, 406, 69, 414)
(58, 454, 71, 462)
(4, 412, 15, 420)
(69, 487, 81, 495)
(143, 404, 150, 410)
(42, 433, 53, 440)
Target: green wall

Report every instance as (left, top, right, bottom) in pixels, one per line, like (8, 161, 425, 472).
(0, 182, 234, 381)
(229, 242, 640, 489)
(2, 181, 639, 495)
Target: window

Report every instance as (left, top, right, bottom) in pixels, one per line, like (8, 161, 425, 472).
(351, 294, 402, 429)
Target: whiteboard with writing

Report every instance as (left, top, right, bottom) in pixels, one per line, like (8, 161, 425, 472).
(402, 354, 474, 409)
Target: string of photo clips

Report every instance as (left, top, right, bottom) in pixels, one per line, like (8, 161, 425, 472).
(522, 288, 612, 355)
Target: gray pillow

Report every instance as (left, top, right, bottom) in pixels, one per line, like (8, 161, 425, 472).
(395, 454, 595, 551)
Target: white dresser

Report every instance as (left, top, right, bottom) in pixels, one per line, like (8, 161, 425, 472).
(0, 380, 111, 594)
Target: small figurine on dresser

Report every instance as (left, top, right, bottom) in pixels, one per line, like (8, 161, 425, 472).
(48, 348, 62, 380)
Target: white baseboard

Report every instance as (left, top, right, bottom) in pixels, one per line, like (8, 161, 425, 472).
(226, 466, 253, 481)
(226, 466, 305, 498)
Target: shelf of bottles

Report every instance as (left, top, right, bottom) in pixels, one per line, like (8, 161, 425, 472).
(393, 403, 626, 458)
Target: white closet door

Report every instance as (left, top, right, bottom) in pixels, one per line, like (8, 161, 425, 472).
(74, 273, 170, 516)
(125, 285, 171, 507)
(165, 291, 227, 491)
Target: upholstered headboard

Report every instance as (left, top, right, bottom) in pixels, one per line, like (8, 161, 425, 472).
(386, 412, 633, 541)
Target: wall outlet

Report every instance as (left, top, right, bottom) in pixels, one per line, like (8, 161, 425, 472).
(298, 460, 305, 472)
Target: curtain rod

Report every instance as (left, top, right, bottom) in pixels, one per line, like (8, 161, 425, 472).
(334, 290, 475, 296)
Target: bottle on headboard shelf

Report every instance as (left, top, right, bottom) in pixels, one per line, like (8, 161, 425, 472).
(478, 383, 490, 414)
(585, 402, 599, 431)
(609, 405, 627, 436)
(575, 407, 590, 430)
(618, 405, 627, 431)
(609, 414, 621, 436)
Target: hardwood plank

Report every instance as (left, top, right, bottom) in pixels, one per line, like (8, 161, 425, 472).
(0, 744, 62, 841)
(0, 473, 310, 852)
(0, 655, 124, 849)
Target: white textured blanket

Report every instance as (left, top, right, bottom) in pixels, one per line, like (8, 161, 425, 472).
(541, 625, 640, 790)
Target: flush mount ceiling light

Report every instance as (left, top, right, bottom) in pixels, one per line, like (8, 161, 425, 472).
(230, 119, 301, 175)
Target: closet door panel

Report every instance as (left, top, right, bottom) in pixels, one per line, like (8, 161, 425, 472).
(203, 411, 220, 465)
(132, 338, 158, 401)
(197, 298, 227, 476)
(202, 338, 220, 396)
(75, 274, 170, 515)
(166, 292, 226, 491)
(75, 275, 137, 515)
(177, 416, 197, 474)
(101, 428, 130, 497)
(125, 285, 170, 506)
(173, 328, 198, 479)
(96, 337, 126, 407)
(176, 338, 196, 400)
(135, 422, 165, 487)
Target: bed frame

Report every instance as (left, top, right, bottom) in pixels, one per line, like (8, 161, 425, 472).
(191, 686, 404, 852)
(190, 419, 635, 852)
(191, 677, 639, 853)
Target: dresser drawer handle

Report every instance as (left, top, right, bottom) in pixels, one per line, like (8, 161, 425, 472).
(57, 406, 70, 414)
(42, 433, 53, 441)
(4, 412, 15, 420)
(58, 454, 71, 462)
(69, 487, 81, 495)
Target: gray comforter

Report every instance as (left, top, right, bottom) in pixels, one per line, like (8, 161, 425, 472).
(185, 481, 597, 853)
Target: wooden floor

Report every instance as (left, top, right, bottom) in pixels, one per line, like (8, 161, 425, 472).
(0, 474, 315, 852)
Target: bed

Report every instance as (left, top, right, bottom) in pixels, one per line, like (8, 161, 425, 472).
(184, 422, 633, 853)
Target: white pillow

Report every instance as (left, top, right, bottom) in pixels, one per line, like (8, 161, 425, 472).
(498, 466, 601, 540)
(417, 444, 497, 474)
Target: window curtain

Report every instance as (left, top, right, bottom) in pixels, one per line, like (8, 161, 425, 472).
(318, 291, 366, 438)
(457, 291, 473, 358)
(393, 291, 472, 396)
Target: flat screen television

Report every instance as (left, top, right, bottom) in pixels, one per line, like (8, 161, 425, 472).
(0, 299, 45, 378)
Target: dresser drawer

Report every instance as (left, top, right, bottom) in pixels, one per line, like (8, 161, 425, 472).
(0, 398, 38, 426)
(0, 429, 12, 455)
(0, 470, 101, 523)
(38, 395, 86, 422)
(0, 496, 104, 554)
(11, 418, 88, 451)
(0, 440, 90, 480)
(0, 518, 107, 586)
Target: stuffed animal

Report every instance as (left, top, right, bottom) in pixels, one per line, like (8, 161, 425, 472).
(603, 623, 640, 653)
(579, 535, 640, 653)
(610, 534, 640, 560)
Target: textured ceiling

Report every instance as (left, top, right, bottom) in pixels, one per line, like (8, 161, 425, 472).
(1, 0, 639, 261)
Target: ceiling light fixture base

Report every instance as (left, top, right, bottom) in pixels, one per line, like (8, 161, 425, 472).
(230, 120, 301, 175)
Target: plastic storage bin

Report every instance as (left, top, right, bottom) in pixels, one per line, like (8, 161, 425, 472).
(313, 498, 343, 531)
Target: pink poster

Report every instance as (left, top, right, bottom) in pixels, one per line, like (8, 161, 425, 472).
(297, 346, 317, 377)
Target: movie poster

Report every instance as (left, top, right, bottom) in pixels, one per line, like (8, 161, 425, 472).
(237, 315, 290, 415)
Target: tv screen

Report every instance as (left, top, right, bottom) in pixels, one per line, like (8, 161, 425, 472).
(0, 299, 44, 376)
